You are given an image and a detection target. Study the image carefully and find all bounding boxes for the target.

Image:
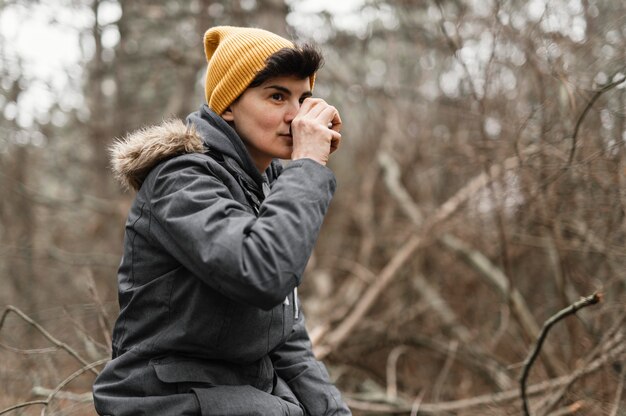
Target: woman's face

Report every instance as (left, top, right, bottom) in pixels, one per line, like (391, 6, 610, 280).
(222, 75, 312, 173)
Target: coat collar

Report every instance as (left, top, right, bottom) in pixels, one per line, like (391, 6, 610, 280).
(109, 106, 282, 192)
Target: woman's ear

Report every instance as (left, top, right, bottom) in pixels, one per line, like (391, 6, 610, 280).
(221, 106, 234, 121)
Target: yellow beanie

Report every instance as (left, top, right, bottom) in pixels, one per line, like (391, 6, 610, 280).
(204, 26, 314, 115)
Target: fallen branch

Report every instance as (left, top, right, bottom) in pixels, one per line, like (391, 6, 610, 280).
(519, 293, 602, 416)
(0, 358, 108, 416)
(0, 343, 58, 355)
(440, 233, 565, 376)
(317, 148, 534, 365)
(411, 273, 472, 344)
(316, 233, 423, 359)
(344, 374, 570, 414)
(608, 359, 624, 416)
(85, 269, 113, 350)
(358, 328, 513, 391)
(431, 340, 458, 403)
(377, 151, 471, 344)
(378, 151, 423, 226)
(386, 345, 408, 401)
(0, 401, 48, 415)
(546, 401, 584, 416)
(0, 305, 99, 376)
(536, 310, 626, 415)
(32, 386, 93, 402)
(40, 358, 108, 416)
(409, 391, 425, 416)
(371, 152, 516, 389)
(344, 337, 623, 414)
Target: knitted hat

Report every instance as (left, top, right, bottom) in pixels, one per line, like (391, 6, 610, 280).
(204, 26, 314, 115)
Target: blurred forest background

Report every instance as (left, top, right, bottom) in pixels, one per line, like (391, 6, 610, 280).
(1, 0, 625, 415)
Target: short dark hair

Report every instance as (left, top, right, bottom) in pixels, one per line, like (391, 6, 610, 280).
(248, 43, 324, 88)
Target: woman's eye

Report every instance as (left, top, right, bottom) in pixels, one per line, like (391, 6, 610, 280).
(271, 93, 284, 101)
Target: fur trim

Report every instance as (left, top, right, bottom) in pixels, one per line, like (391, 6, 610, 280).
(110, 119, 205, 191)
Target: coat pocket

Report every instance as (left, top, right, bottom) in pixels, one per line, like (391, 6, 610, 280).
(191, 385, 304, 416)
(151, 357, 302, 416)
(152, 358, 217, 394)
(151, 356, 271, 393)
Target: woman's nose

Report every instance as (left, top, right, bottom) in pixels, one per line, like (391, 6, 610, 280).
(284, 100, 300, 123)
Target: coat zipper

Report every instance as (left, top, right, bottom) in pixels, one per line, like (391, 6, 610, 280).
(283, 287, 298, 320)
(233, 165, 299, 319)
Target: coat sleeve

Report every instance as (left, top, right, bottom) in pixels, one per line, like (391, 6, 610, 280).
(145, 155, 336, 310)
(270, 310, 352, 415)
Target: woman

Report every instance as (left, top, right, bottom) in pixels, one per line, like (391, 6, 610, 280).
(92, 26, 351, 416)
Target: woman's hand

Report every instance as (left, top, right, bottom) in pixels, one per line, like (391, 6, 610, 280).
(290, 98, 342, 166)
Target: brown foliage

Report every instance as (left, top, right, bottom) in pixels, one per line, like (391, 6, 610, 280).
(1, 0, 625, 414)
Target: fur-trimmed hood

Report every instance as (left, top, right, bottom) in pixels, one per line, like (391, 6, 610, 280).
(110, 105, 267, 191)
(110, 120, 204, 191)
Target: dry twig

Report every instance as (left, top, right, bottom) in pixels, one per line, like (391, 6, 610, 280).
(431, 340, 458, 403)
(546, 401, 584, 416)
(344, 337, 623, 414)
(386, 345, 408, 401)
(85, 269, 113, 350)
(608, 360, 624, 416)
(316, 233, 423, 359)
(567, 72, 626, 166)
(377, 151, 472, 344)
(536, 311, 626, 415)
(0, 400, 49, 416)
(440, 233, 566, 376)
(39, 358, 108, 416)
(32, 386, 93, 402)
(0, 305, 99, 376)
(519, 293, 602, 416)
(0, 358, 107, 416)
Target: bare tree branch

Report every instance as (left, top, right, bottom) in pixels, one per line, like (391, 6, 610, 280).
(608, 360, 625, 416)
(386, 345, 408, 401)
(0, 305, 99, 376)
(536, 310, 626, 415)
(316, 148, 538, 359)
(0, 358, 107, 416)
(0, 400, 48, 415)
(316, 233, 423, 359)
(378, 151, 423, 226)
(431, 340, 458, 403)
(85, 269, 113, 352)
(567, 72, 626, 167)
(377, 150, 472, 343)
(519, 293, 602, 416)
(344, 337, 623, 414)
(40, 358, 109, 416)
(546, 401, 584, 416)
(440, 233, 566, 376)
(32, 387, 93, 402)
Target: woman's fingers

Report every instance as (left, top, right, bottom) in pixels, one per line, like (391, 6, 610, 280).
(329, 111, 342, 132)
(330, 131, 341, 153)
(298, 98, 326, 119)
(298, 98, 340, 131)
(290, 97, 343, 166)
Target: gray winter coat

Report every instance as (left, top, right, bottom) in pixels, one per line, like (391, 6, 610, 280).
(92, 105, 351, 416)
